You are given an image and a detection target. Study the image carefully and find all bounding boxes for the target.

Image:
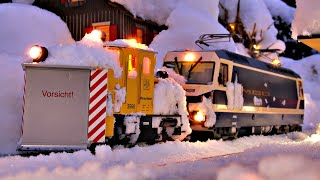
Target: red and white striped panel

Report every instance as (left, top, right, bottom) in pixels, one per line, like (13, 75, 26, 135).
(21, 73, 26, 135)
(88, 69, 108, 143)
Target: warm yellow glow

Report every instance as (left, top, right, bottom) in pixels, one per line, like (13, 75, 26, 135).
(308, 134, 320, 143)
(272, 57, 281, 65)
(128, 54, 133, 71)
(91, 30, 102, 40)
(242, 106, 257, 112)
(253, 44, 260, 50)
(229, 23, 236, 31)
(125, 39, 149, 50)
(184, 53, 196, 61)
(194, 111, 205, 122)
(29, 46, 42, 60)
(316, 124, 320, 134)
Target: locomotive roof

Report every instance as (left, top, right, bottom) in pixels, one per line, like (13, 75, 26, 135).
(214, 50, 301, 79)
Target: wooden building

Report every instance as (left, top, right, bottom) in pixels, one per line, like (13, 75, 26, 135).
(12, 0, 166, 44)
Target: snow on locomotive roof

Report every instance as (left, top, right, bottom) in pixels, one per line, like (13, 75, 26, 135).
(214, 50, 301, 79)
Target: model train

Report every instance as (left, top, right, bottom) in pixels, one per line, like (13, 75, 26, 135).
(18, 32, 304, 152)
(161, 50, 304, 140)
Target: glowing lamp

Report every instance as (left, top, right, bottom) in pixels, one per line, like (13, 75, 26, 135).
(29, 45, 48, 62)
(229, 23, 236, 32)
(90, 30, 102, 39)
(194, 111, 205, 122)
(253, 44, 260, 50)
(184, 53, 195, 61)
(272, 57, 281, 66)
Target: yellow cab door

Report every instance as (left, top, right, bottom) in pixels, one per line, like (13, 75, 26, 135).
(122, 48, 139, 113)
(138, 51, 155, 114)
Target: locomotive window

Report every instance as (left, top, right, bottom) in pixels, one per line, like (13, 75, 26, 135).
(128, 54, 137, 78)
(143, 57, 151, 75)
(218, 63, 228, 86)
(163, 62, 215, 85)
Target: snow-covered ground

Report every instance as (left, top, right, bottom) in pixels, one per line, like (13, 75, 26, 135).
(0, 1, 320, 179)
(0, 132, 320, 179)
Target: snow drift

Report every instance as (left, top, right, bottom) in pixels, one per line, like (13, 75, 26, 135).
(292, 0, 320, 39)
(0, 3, 74, 154)
(112, 0, 236, 69)
(0, 3, 74, 56)
(282, 56, 320, 130)
(151, 0, 235, 69)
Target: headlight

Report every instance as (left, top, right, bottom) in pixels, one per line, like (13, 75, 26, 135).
(191, 111, 205, 122)
(29, 45, 48, 62)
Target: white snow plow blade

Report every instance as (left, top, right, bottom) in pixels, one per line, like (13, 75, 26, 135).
(18, 64, 91, 151)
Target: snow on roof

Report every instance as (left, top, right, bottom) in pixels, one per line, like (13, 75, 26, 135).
(151, 0, 236, 69)
(110, 0, 181, 25)
(0, 3, 74, 56)
(262, 0, 295, 24)
(219, 0, 280, 52)
(110, 0, 236, 69)
(292, 0, 320, 39)
(42, 31, 122, 77)
(106, 39, 154, 52)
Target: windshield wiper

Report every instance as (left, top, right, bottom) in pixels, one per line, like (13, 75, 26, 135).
(174, 57, 183, 74)
(187, 57, 203, 80)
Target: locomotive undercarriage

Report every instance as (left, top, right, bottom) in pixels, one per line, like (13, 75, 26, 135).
(107, 114, 183, 146)
(189, 112, 303, 141)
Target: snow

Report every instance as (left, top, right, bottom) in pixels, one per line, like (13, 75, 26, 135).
(43, 43, 122, 77)
(292, 0, 320, 39)
(153, 78, 191, 139)
(114, 0, 236, 69)
(254, 96, 263, 106)
(114, 85, 126, 112)
(0, 3, 74, 56)
(226, 80, 244, 110)
(124, 116, 140, 144)
(150, 0, 236, 69)
(219, 0, 282, 54)
(42, 30, 122, 77)
(110, 0, 180, 25)
(282, 100, 286, 106)
(262, 0, 295, 24)
(0, 133, 319, 179)
(158, 67, 187, 84)
(0, 54, 24, 154)
(106, 39, 153, 51)
(0, 3, 75, 154)
(106, 92, 113, 116)
(282, 55, 320, 129)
